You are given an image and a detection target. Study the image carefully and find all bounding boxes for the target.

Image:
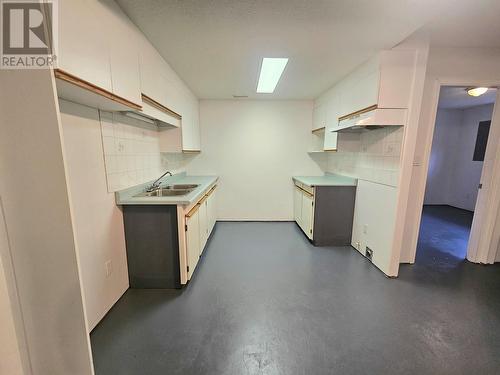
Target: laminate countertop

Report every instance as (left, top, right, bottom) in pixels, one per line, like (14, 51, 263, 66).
(292, 173, 357, 187)
(115, 173, 218, 206)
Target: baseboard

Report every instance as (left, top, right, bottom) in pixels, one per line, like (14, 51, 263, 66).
(423, 204, 474, 213)
(217, 219, 294, 222)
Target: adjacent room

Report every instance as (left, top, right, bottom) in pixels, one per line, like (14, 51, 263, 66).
(418, 86, 497, 264)
(1, 1, 500, 375)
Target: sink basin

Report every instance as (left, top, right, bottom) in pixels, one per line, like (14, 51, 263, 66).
(157, 189, 192, 196)
(163, 184, 199, 190)
(133, 191, 159, 197)
(133, 188, 194, 198)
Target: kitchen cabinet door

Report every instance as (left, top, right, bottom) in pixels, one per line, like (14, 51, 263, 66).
(181, 95, 201, 151)
(139, 39, 166, 106)
(325, 90, 339, 152)
(301, 193, 314, 240)
(198, 200, 208, 254)
(208, 188, 217, 233)
(186, 209, 200, 280)
(294, 187, 303, 226)
(158, 94, 201, 152)
(58, 0, 112, 91)
(102, 0, 142, 106)
(312, 103, 326, 131)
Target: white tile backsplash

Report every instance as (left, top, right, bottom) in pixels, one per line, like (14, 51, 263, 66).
(160, 152, 199, 174)
(327, 127, 403, 186)
(100, 111, 163, 192)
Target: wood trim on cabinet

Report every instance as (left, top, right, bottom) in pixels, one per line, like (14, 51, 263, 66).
(312, 126, 326, 134)
(141, 94, 182, 119)
(206, 185, 217, 197)
(198, 195, 208, 205)
(296, 185, 314, 198)
(186, 185, 217, 217)
(53, 69, 142, 110)
(186, 203, 200, 218)
(338, 104, 378, 121)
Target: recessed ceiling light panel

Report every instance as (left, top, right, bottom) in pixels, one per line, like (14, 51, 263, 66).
(256, 58, 288, 94)
(467, 87, 488, 97)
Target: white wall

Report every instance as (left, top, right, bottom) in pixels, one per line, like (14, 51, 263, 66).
(423, 109, 461, 206)
(454, 104, 495, 210)
(399, 46, 500, 264)
(425, 104, 494, 211)
(60, 100, 130, 331)
(0, 202, 26, 375)
(186, 100, 324, 220)
(0, 70, 94, 374)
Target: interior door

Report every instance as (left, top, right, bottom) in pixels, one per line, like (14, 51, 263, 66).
(467, 90, 500, 263)
(186, 208, 200, 280)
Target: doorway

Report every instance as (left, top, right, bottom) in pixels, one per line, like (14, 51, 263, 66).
(416, 86, 498, 264)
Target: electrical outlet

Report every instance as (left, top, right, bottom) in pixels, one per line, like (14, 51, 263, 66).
(365, 247, 373, 262)
(105, 260, 112, 277)
(363, 224, 368, 235)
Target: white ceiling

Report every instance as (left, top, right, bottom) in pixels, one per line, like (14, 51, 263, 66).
(116, 0, 458, 99)
(426, 0, 500, 48)
(438, 86, 497, 109)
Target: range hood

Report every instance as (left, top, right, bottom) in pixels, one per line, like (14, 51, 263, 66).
(122, 95, 181, 129)
(332, 108, 407, 133)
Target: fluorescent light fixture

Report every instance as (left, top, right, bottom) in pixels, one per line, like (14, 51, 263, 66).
(467, 87, 488, 97)
(257, 58, 288, 93)
(122, 111, 157, 125)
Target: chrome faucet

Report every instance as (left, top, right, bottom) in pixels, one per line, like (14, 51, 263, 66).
(147, 171, 172, 192)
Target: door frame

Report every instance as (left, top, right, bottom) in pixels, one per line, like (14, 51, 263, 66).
(409, 79, 500, 264)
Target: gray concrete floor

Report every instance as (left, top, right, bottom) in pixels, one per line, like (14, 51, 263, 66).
(91, 218, 500, 375)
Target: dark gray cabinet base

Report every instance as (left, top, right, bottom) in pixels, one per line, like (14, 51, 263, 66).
(313, 186, 356, 246)
(123, 205, 181, 289)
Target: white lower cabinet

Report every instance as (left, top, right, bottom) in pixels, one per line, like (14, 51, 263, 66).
(207, 188, 217, 232)
(185, 185, 217, 281)
(294, 187, 303, 226)
(301, 193, 314, 240)
(293, 184, 314, 240)
(185, 208, 201, 278)
(198, 198, 208, 254)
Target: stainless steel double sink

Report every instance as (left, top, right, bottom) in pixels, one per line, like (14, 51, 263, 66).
(133, 184, 199, 198)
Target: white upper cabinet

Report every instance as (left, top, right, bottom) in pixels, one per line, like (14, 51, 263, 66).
(58, 0, 141, 107)
(138, 39, 166, 105)
(158, 88, 200, 152)
(58, 0, 112, 91)
(58, 0, 201, 149)
(312, 102, 326, 131)
(99, 0, 142, 106)
(310, 89, 339, 151)
(181, 94, 201, 151)
(337, 50, 416, 118)
(311, 49, 416, 150)
(138, 36, 201, 151)
(138, 37, 184, 115)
